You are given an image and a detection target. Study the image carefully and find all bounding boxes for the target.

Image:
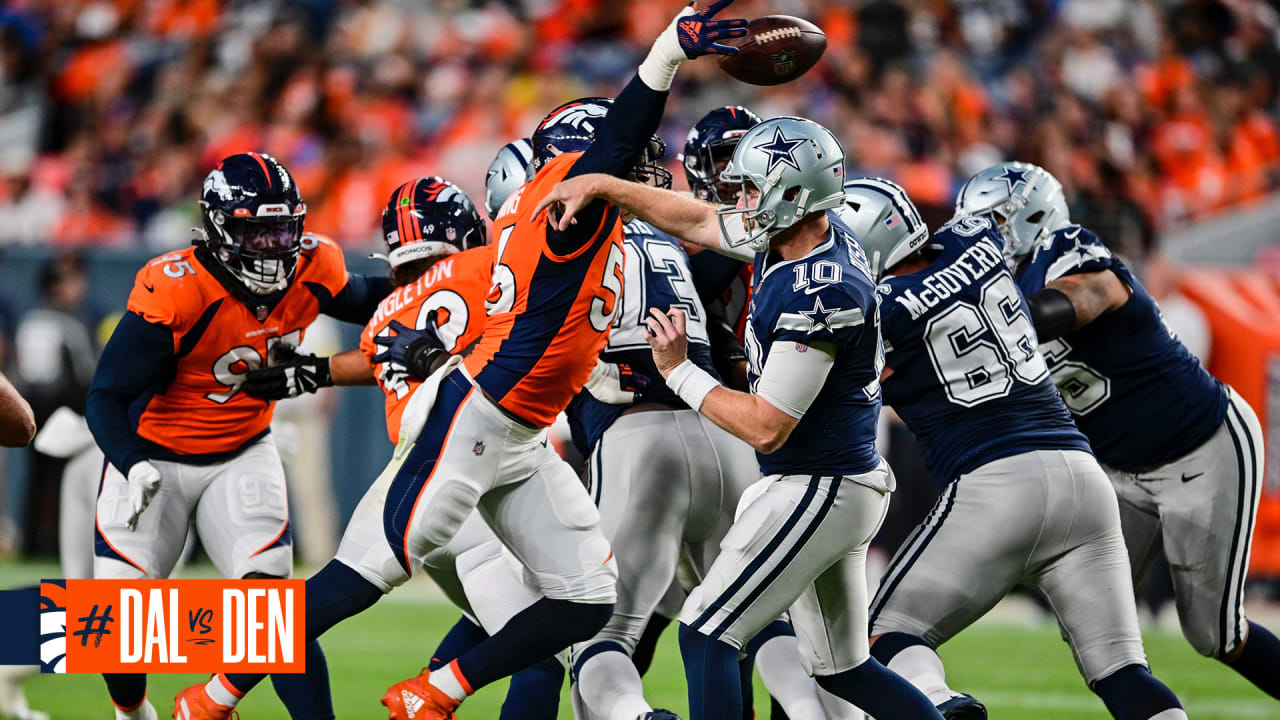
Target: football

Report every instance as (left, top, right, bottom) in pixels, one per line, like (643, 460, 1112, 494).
(718, 15, 827, 86)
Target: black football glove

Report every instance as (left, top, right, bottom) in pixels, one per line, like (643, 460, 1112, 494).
(372, 314, 447, 380)
(242, 346, 334, 400)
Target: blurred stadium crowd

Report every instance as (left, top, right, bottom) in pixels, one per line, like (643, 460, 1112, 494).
(0, 0, 1277, 258)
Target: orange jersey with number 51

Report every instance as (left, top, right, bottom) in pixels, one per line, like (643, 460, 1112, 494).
(359, 245, 495, 443)
(125, 235, 349, 455)
(463, 152, 625, 428)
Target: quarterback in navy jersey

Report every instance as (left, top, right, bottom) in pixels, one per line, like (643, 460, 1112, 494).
(961, 161, 1277, 703)
(535, 116, 941, 720)
(840, 177, 1186, 720)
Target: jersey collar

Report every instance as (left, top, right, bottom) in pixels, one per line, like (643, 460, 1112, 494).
(758, 224, 836, 282)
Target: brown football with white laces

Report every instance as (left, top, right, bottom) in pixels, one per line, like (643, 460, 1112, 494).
(717, 15, 826, 86)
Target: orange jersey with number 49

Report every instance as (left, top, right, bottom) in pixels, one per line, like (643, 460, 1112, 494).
(463, 152, 625, 428)
(360, 244, 495, 443)
(125, 235, 349, 455)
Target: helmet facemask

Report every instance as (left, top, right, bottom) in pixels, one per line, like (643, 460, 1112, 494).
(202, 206, 304, 295)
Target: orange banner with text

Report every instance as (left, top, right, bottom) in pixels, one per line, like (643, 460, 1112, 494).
(41, 579, 304, 674)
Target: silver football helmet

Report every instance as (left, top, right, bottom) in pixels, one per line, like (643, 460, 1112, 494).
(955, 161, 1069, 263)
(484, 138, 535, 220)
(716, 117, 847, 252)
(837, 177, 928, 280)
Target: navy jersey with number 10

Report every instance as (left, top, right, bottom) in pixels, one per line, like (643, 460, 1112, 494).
(878, 216, 1090, 486)
(744, 211, 883, 478)
(1014, 225, 1227, 471)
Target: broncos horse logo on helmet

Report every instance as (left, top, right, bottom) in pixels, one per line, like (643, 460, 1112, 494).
(680, 105, 762, 204)
(197, 152, 306, 295)
(378, 176, 486, 271)
(531, 98, 672, 189)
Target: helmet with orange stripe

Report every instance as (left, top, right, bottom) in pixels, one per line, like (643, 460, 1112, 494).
(198, 152, 306, 295)
(377, 176, 486, 284)
(531, 98, 671, 189)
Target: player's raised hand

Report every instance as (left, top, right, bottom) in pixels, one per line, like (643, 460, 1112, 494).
(675, 0, 748, 58)
(124, 461, 162, 530)
(531, 174, 602, 231)
(645, 307, 690, 377)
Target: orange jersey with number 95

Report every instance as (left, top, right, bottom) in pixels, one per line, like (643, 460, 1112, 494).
(463, 151, 625, 428)
(125, 235, 349, 455)
(359, 244, 495, 443)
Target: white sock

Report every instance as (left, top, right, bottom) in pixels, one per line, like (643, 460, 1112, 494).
(1149, 711, 1188, 720)
(204, 675, 241, 708)
(885, 644, 955, 706)
(754, 635, 827, 720)
(428, 660, 469, 703)
(114, 698, 157, 720)
(576, 649, 651, 720)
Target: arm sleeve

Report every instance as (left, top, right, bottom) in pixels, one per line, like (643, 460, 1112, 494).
(322, 274, 393, 325)
(548, 75, 670, 251)
(755, 341, 836, 419)
(85, 311, 177, 473)
(1027, 287, 1077, 341)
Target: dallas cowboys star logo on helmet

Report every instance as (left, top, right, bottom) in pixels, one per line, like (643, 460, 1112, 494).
(753, 127, 805, 174)
(996, 166, 1029, 192)
(799, 296, 837, 333)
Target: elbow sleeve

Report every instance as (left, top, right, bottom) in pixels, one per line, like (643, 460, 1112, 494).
(1027, 287, 1077, 342)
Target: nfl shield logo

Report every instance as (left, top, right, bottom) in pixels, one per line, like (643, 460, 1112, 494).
(473, 441, 485, 456)
(255, 305, 269, 321)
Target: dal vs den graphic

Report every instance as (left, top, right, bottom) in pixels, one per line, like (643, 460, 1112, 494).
(35, 580, 304, 674)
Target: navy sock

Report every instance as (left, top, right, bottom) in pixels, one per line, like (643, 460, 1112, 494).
(500, 656, 564, 720)
(103, 673, 146, 711)
(738, 653, 755, 720)
(270, 640, 333, 720)
(868, 630, 929, 666)
(678, 623, 743, 720)
(633, 613, 673, 677)
(455, 598, 611, 691)
(429, 616, 489, 671)
(816, 658, 942, 720)
(1226, 621, 1280, 699)
(225, 561, 383, 696)
(744, 620, 796, 719)
(1092, 664, 1182, 719)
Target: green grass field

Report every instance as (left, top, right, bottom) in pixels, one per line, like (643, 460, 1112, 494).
(7, 561, 1279, 719)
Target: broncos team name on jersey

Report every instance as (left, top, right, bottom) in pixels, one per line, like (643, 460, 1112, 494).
(1015, 225, 1227, 471)
(463, 151, 625, 428)
(879, 216, 1089, 485)
(567, 220, 718, 455)
(745, 211, 882, 477)
(360, 245, 495, 443)
(125, 235, 349, 455)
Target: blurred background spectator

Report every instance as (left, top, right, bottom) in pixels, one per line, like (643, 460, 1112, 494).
(0, 0, 1274, 260)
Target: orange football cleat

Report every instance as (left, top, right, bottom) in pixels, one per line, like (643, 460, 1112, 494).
(172, 685, 235, 720)
(381, 669, 461, 720)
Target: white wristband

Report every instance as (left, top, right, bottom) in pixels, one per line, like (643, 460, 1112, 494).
(665, 359, 720, 411)
(637, 7, 693, 91)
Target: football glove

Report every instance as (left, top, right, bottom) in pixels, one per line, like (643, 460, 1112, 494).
(640, 0, 747, 90)
(124, 461, 162, 531)
(242, 346, 334, 400)
(372, 315, 447, 381)
(584, 359, 652, 405)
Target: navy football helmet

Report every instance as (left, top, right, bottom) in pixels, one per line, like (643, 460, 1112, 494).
(378, 176, 486, 268)
(198, 153, 306, 295)
(531, 98, 671, 188)
(681, 105, 762, 204)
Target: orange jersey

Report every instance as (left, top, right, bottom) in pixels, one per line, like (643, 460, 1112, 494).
(463, 152, 625, 428)
(126, 235, 349, 455)
(360, 245, 495, 443)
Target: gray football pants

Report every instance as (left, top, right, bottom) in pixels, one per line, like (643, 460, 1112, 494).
(1107, 386, 1265, 658)
(870, 449, 1147, 683)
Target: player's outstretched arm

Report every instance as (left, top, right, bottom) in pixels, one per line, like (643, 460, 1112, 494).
(0, 369, 35, 447)
(1029, 270, 1130, 340)
(322, 273, 393, 325)
(329, 349, 377, 385)
(645, 308, 836, 454)
(534, 173, 724, 250)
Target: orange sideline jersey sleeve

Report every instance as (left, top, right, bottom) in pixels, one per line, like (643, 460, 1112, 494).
(126, 235, 349, 455)
(360, 245, 495, 443)
(463, 152, 625, 427)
